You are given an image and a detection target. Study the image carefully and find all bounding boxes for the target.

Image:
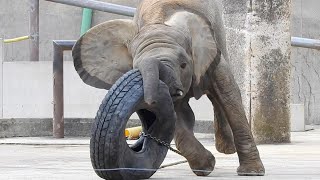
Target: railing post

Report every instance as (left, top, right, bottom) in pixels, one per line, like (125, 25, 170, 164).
(52, 40, 76, 138)
(29, 0, 39, 61)
(0, 39, 3, 118)
(53, 41, 64, 138)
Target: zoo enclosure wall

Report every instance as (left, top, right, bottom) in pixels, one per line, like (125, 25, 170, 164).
(0, 0, 319, 126)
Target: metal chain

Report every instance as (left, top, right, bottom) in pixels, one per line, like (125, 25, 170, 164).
(141, 132, 182, 156)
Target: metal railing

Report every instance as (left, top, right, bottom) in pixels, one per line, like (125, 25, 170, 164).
(291, 37, 320, 50)
(30, 0, 39, 61)
(49, 0, 320, 138)
(52, 40, 76, 138)
(49, 0, 136, 138)
(44, 0, 135, 17)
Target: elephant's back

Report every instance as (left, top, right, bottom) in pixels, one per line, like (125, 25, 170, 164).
(135, 0, 221, 28)
(134, 0, 228, 61)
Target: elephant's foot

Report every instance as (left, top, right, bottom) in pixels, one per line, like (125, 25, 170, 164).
(174, 98, 215, 176)
(215, 134, 236, 154)
(214, 119, 236, 154)
(186, 149, 216, 176)
(175, 130, 215, 176)
(237, 160, 265, 176)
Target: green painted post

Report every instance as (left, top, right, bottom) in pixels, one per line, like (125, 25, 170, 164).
(80, 8, 93, 36)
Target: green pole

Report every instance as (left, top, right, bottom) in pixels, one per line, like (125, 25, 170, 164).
(80, 8, 93, 36)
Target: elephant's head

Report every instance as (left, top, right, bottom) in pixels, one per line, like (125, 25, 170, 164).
(128, 24, 193, 104)
(72, 12, 218, 104)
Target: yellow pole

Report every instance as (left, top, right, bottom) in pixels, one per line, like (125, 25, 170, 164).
(4, 36, 30, 43)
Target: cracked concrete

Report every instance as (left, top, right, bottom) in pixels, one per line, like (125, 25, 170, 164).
(1, 1, 319, 138)
(291, 0, 320, 125)
(1, 129, 320, 179)
(245, 0, 291, 143)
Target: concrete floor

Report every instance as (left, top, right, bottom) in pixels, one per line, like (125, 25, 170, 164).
(0, 130, 320, 179)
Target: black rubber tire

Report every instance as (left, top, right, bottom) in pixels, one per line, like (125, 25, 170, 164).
(90, 69, 176, 180)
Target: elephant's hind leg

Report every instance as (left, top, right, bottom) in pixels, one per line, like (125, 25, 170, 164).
(208, 94, 236, 154)
(174, 98, 215, 176)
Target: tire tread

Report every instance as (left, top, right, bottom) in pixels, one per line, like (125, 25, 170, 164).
(90, 69, 142, 179)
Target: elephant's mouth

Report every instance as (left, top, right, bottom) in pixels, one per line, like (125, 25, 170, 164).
(170, 89, 184, 101)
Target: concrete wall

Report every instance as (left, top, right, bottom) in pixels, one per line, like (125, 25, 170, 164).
(0, 61, 213, 120)
(0, 0, 235, 122)
(0, 40, 3, 118)
(1, 0, 316, 127)
(291, 0, 320, 125)
(2, 61, 105, 118)
(0, 0, 139, 62)
(221, 0, 251, 119)
(248, 0, 291, 143)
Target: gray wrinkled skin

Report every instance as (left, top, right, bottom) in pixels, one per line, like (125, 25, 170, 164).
(72, 0, 265, 177)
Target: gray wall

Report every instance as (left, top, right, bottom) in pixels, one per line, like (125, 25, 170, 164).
(291, 0, 320, 125)
(0, 0, 139, 62)
(1, 0, 319, 125)
(221, 0, 251, 118)
(0, 0, 252, 118)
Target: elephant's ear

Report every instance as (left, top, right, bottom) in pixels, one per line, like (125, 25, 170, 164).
(72, 19, 137, 89)
(165, 12, 219, 99)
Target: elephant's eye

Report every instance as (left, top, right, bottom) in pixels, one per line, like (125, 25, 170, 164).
(180, 62, 187, 69)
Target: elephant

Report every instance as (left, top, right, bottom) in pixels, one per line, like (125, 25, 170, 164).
(72, 0, 265, 177)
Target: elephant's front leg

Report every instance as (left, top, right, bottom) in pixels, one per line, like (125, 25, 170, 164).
(209, 60, 265, 176)
(174, 98, 215, 176)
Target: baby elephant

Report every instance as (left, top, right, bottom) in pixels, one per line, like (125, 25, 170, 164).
(73, 0, 265, 177)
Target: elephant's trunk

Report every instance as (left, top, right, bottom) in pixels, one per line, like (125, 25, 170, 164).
(139, 59, 161, 105)
(138, 58, 185, 105)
